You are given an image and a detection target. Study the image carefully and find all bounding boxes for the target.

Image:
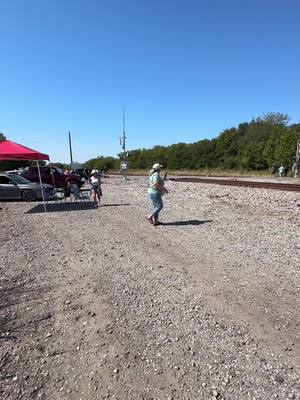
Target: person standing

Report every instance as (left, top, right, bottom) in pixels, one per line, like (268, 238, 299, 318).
(271, 164, 276, 175)
(147, 163, 168, 226)
(292, 162, 298, 177)
(90, 169, 102, 206)
(83, 168, 90, 183)
(278, 165, 285, 177)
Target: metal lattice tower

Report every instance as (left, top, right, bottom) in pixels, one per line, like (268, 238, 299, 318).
(120, 108, 127, 158)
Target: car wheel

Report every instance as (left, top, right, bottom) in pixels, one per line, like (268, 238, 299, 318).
(22, 189, 36, 202)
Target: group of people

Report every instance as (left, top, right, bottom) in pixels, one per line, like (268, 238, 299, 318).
(82, 162, 168, 224)
(271, 163, 299, 177)
(67, 159, 300, 222)
(271, 164, 286, 177)
(64, 168, 76, 175)
(64, 168, 102, 206)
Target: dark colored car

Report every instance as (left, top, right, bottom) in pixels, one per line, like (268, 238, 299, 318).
(74, 168, 85, 178)
(0, 173, 55, 201)
(20, 166, 83, 192)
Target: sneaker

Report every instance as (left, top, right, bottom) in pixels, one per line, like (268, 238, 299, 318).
(147, 215, 153, 224)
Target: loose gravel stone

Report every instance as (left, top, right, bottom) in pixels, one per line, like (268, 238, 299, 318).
(0, 176, 299, 399)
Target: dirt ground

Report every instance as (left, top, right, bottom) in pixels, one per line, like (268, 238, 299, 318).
(1, 176, 299, 400)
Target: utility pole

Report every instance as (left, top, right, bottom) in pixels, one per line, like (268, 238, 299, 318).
(68, 131, 73, 165)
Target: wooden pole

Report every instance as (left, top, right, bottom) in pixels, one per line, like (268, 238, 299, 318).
(69, 131, 73, 165)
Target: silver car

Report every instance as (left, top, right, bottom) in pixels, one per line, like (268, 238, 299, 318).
(0, 173, 55, 201)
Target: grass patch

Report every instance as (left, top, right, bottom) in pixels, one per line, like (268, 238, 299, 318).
(116, 168, 272, 177)
(110, 168, 299, 179)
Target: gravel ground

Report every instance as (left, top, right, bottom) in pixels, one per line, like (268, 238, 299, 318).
(0, 176, 299, 400)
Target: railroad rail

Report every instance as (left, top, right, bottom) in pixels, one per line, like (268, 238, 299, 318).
(168, 177, 300, 192)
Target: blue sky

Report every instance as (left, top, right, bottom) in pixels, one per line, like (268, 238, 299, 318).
(1, 0, 300, 163)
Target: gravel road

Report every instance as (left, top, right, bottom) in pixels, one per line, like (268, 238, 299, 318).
(1, 176, 299, 399)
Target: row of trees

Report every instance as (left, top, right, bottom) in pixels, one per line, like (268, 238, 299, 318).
(84, 113, 300, 172)
(84, 156, 117, 172)
(2, 113, 300, 172)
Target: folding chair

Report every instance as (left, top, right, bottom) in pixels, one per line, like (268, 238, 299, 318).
(70, 184, 90, 202)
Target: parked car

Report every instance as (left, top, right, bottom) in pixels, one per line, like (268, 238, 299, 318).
(19, 166, 83, 193)
(6, 169, 23, 175)
(73, 168, 85, 178)
(70, 163, 84, 178)
(0, 173, 55, 201)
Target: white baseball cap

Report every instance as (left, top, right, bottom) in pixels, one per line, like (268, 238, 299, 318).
(152, 163, 163, 170)
(91, 169, 98, 174)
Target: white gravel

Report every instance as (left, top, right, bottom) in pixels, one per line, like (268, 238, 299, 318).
(0, 176, 299, 399)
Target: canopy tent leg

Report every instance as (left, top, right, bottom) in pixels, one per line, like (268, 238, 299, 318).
(48, 159, 57, 189)
(36, 161, 47, 213)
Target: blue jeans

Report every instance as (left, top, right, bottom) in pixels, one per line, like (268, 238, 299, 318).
(149, 192, 163, 222)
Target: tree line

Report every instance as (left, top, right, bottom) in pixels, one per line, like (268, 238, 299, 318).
(2, 113, 300, 173)
(84, 113, 300, 172)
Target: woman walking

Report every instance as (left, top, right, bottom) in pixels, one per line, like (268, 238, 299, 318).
(147, 163, 168, 226)
(90, 169, 102, 206)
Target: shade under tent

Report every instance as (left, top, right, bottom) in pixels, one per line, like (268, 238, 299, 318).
(0, 140, 50, 212)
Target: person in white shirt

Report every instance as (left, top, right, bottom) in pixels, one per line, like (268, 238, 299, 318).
(90, 169, 102, 206)
(278, 165, 285, 177)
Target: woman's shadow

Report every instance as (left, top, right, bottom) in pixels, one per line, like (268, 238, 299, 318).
(160, 219, 212, 226)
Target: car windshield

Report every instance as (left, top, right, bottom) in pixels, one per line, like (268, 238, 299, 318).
(10, 174, 31, 184)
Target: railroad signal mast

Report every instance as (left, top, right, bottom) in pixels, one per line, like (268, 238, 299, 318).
(120, 108, 127, 157)
(296, 140, 300, 176)
(119, 108, 129, 179)
(296, 140, 300, 163)
(291, 140, 300, 177)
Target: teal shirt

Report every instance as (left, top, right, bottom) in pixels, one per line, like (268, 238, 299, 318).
(148, 172, 163, 195)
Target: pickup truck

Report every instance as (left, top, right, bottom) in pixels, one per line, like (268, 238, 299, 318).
(20, 166, 83, 192)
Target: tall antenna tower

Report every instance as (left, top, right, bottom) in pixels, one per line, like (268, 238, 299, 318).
(119, 107, 129, 179)
(120, 107, 127, 157)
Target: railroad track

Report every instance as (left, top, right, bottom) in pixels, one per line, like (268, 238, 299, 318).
(168, 177, 300, 192)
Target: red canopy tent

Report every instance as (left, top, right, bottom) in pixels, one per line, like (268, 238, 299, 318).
(0, 140, 49, 161)
(0, 140, 50, 212)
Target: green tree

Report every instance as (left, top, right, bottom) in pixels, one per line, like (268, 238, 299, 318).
(167, 143, 190, 169)
(215, 128, 239, 169)
(81, 112, 300, 173)
(83, 156, 118, 171)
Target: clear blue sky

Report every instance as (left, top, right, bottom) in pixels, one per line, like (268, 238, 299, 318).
(1, 0, 300, 163)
